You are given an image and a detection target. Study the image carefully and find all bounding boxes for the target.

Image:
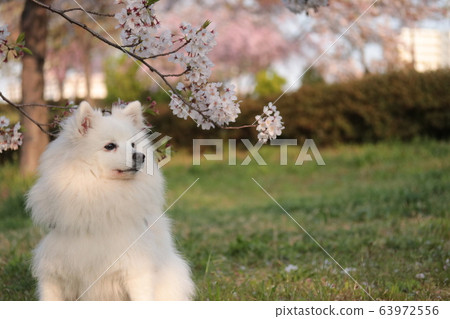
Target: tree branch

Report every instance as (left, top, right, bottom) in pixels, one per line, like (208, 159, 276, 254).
(222, 124, 256, 130)
(30, 0, 210, 124)
(145, 40, 190, 59)
(61, 7, 115, 17)
(162, 69, 190, 78)
(0, 91, 57, 137)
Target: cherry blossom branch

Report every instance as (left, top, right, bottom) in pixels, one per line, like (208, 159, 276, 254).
(60, 7, 115, 18)
(161, 69, 190, 78)
(222, 124, 256, 130)
(145, 40, 190, 59)
(0, 91, 57, 137)
(1, 98, 74, 110)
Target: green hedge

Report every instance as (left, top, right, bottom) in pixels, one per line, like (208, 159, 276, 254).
(150, 69, 450, 147)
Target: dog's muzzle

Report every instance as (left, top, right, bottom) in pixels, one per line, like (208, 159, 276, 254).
(132, 152, 145, 170)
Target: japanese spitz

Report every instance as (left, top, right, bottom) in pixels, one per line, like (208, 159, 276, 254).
(27, 101, 194, 301)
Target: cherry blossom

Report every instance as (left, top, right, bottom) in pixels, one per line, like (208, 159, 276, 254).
(115, 0, 168, 57)
(169, 22, 241, 130)
(0, 117, 23, 153)
(0, 115, 10, 128)
(255, 103, 284, 143)
(115, 2, 243, 134)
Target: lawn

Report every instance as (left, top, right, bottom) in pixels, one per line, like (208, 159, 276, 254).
(0, 140, 449, 300)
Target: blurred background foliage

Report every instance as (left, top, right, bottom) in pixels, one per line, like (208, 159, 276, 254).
(254, 69, 287, 97)
(104, 55, 171, 105)
(104, 55, 149, 105)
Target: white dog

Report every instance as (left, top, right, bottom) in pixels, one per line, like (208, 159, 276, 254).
(27, 101, 194, 301)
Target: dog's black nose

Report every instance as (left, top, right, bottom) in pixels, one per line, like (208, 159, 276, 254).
(132, 152, 145, 163)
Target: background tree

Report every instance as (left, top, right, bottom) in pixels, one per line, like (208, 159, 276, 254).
(305, 0, 447, 79)
(254, 69, 287, 97)
(19, 0, 50, 175)
(161, 1, 297, 80)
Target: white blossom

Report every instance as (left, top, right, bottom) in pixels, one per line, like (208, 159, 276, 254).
(115, 0, 170, 57)
(0, 115, 10, 128)
(168, 92, 189, 120)
(168, 22, 240, 129)
(255, 102, 284, 143)
(415, 273, 426, 279)
(170, 22, 216, 86)
(0, 25, 10, 42)
(0, 120, 23, 153)
(176, 82, 185, 91)
(284, 264, 298, 272)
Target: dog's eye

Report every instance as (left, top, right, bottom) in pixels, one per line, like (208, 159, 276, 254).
(131, 143, 135, 148)
(104, 143, 117, 151)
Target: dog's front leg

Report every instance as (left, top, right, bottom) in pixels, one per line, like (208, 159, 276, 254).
(125, 272, 155, 301)
(38, 278, 65, 301)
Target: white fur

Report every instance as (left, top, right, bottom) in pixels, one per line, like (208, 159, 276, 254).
(27, 101, 194, 301)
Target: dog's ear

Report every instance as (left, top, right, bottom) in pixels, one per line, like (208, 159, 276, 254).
(122, 101, 144, 127)
(76, 101, 94, 136)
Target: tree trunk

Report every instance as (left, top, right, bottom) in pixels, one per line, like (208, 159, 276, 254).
(57, 77, 64, 102)
(359, 46, 370, 75)
(409, 27, 416, 69)
(20, 0, 50, 175)
(82, 42, 93, 103)
(77, 21, 93, 104)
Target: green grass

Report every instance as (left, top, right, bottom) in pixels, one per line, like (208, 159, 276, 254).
(0, 140, 449, 300)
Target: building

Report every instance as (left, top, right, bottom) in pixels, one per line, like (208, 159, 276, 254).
(0, 65, 107, 103)
(399, 28, 450, 72)
(44, 71, 107, 102)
